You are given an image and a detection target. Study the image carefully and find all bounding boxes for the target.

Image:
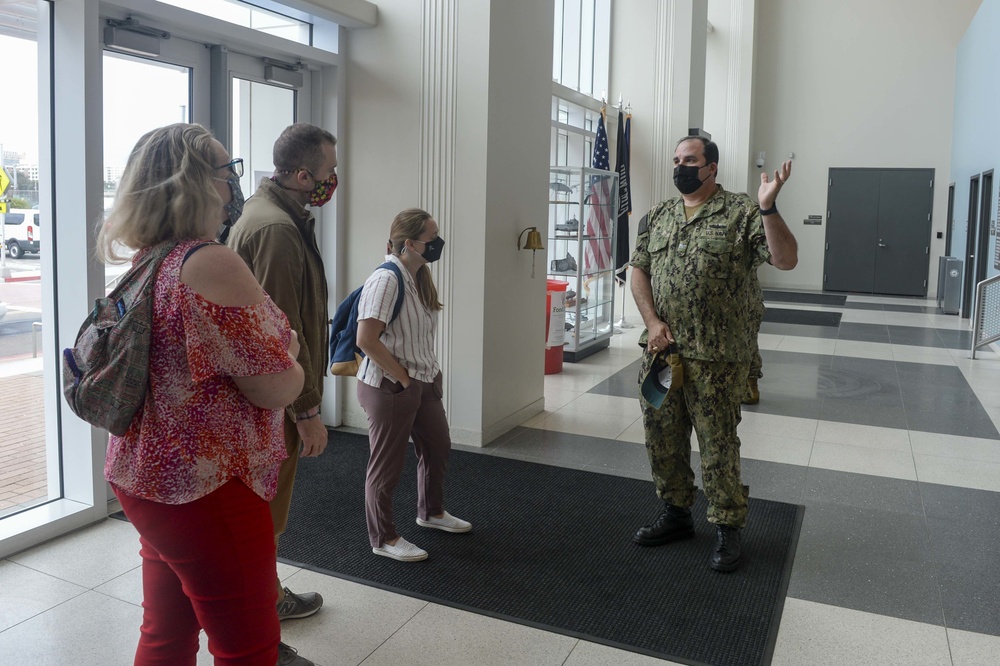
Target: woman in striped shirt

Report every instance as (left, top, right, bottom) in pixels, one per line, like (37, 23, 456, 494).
(356, 208, 471, 562)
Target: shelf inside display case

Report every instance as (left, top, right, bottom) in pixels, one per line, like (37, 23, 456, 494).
(547, 165, 619, 362)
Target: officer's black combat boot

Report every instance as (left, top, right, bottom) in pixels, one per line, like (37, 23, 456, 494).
(633, 503, 695, 546)
(709, 525, 742, 572)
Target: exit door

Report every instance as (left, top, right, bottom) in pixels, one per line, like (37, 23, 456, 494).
(824, 168, 934, 296)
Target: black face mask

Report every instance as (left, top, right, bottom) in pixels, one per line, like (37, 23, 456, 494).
(419, 236, 445, 263)
(673, 164, 710, 195)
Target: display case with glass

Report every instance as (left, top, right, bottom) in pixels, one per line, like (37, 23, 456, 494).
(548, 166, 618, 361)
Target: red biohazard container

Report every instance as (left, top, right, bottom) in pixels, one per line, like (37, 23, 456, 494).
(545, 280, 569, 375)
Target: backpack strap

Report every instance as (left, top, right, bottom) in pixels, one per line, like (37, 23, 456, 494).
(378, 261, 406, 324)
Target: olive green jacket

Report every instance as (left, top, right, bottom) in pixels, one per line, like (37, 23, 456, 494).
(227, 178, 329, 418)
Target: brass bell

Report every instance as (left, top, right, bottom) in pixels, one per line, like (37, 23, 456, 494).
(518, 227, 545, 251)
(518, 227, 545, 278)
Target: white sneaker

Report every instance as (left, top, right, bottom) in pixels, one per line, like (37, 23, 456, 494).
(416, 511, 472, 533)
(373, 536, 428, 562)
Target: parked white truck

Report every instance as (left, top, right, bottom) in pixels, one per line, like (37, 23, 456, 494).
(2, 209, 41, 259)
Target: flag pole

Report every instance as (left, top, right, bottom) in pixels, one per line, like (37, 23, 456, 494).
(614, 269, 635, 332)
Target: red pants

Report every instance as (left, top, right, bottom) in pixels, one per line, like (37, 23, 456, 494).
(114, 479, 280, 666)
(357, 374, 452, 548)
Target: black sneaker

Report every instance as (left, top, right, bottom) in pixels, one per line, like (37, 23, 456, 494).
(277, 587, 323, 620)
(633, 503, 695, 546)
(710, 525, 742, 572)
(277, 641, 315, 666)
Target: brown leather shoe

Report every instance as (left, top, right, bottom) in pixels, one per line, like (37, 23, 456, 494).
(742, 379, 759, 405)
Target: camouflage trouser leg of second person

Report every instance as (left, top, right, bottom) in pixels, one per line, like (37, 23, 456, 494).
(749, 304, 764, 382)
(640, 353, 750, 528)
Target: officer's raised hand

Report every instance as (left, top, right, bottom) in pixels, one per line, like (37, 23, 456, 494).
(758, 159, 792, 210)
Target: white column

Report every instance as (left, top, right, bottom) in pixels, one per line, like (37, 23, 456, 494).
(650, 0, 708, 204)
(418, 0, 459, 404)
(721, 0, 757, 194)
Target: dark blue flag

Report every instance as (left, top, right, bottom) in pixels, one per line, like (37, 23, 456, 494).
(614, 110, 632, 284)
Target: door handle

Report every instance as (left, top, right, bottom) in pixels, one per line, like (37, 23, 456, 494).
(877, 242, 887, 248)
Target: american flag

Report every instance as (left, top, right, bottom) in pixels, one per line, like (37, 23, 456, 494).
(583, 108, 614, 275)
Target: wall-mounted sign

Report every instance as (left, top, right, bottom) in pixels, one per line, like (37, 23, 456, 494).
(803, 215, 823, 226)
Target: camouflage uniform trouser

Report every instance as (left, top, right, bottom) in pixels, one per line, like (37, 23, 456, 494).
(639, 353, 750, 528)
(749, 300, 764, 381)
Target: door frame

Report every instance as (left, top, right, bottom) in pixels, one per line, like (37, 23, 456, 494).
(963, 174, 981, 318)
(945, 182, 955, 258)
(976, 170, 994, 286)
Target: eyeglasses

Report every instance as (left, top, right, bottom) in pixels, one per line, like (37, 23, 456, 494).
(215, 158, 244, 178)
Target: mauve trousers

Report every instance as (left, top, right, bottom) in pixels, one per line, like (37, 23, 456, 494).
(357, 373, 451, 548)
(113, 479, 280, 666)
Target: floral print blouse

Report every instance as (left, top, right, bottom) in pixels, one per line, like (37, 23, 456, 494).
(105, 240, 293, 504)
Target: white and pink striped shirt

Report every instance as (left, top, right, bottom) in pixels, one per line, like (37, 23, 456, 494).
(356, 255, 440, 387)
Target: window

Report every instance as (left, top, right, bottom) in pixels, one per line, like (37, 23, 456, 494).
(552, 0, 611, 97)
(166, 0, 314, 45)
(551, 0, 610, 170)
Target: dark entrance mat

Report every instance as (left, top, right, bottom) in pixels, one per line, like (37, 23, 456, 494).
(279, 431, 804, 666)
(762, 290, 847, 306)
(762, 307, 842, 327)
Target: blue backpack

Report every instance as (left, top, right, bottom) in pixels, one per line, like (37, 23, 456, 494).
(329, 261, 404, 376)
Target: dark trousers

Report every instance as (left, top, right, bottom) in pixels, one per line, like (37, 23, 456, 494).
(114, 479, 280, 666)
(357, 374, 451, 548)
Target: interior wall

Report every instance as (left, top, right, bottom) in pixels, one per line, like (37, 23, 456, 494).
(342, 0, 550, 444)
(952, 0, 1000, 284)
(608, 0, 657, 288)
(751, 0, 981, 293)
(480, 0, 553, 442)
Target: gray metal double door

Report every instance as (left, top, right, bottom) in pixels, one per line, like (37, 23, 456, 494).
(824, 168, 934, 296)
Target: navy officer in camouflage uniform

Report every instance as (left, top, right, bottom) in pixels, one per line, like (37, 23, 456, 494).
(629, 136, 797, 571)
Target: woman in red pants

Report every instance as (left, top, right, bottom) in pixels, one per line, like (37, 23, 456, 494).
(100, 124, 311, 665)
(356, 208, 471, 562)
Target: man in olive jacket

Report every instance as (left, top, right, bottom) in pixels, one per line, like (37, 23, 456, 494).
(227, 123, 337, 622)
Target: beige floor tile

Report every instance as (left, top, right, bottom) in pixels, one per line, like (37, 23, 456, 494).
(891, 344, 956, 366)
(93, 566, 143, 607)
(0, 590, 143, 665)
(832, 339, 894, 360)
(913, 454, 1000, 492)
(532, 410, 639, 440)
(947, 627, 1000, 666)
(813, 421, 911, 453)
(616, 417, 646, 444)
(775, 336, 838, 355)
(738, 411, 819, 441)
(839, 310, 887, 325)
(564, 640, 684, 665)
(558, 392, 641, 417)
(883, 312, 934, 327)
(0, 560, 88, 632)
(771, 598, 951, 666)
(808, 441, 917, 480)
(757, 332, 784, 351)
(909, 431, 1000, 464)
(738, 431, 813, 466)
(543, 386, 583, 412)
(360, 603, 577, 666)
(268, 571, 427, 666)
(8, 518, 140, 589)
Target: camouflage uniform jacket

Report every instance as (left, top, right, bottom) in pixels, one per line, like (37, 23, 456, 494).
(630, 185, 770, 362)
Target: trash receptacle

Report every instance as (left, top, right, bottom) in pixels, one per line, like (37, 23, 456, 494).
(937, 256, 962, 315)
(545, 280, 569, 374)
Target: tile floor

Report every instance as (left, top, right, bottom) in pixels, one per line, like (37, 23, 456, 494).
(2, 292, 1000, 665)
